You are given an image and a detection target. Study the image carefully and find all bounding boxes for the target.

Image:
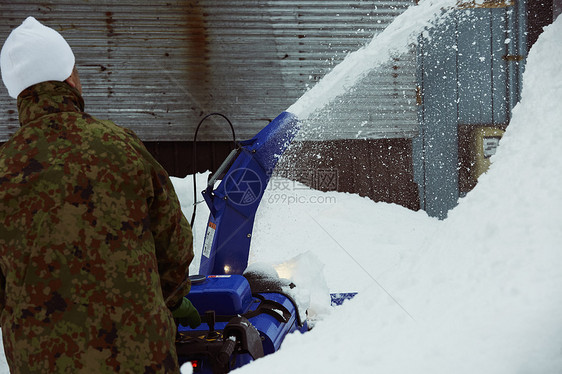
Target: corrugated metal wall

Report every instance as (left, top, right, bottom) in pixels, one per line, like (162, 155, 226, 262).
(414, 1, 529, 218)
(1, 0, 416, 142)
(300, 54, 417, 140)
(0, 1, 198, 141)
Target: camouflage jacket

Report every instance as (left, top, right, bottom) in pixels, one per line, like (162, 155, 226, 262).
(0, 81, 193, 373)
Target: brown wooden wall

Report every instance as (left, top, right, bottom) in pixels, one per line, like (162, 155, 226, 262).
(144, 141, 235, 177)
(146, 139, 420, 213)
(527, 1, 554, 51)
(278, 139, 420, 211)
(150, 139, 420, 211)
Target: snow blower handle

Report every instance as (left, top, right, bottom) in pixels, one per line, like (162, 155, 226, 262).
(218, 336, 237, 366)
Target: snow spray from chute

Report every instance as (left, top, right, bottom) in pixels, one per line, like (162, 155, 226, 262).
(287, 0, 457, 121)
(265, 0, 460, 309)
(199, 0, 459, 292)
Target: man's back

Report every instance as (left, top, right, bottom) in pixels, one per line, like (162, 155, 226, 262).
(0, 81, 193, 373)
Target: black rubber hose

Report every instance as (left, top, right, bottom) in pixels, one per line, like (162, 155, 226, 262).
(191, 113, 236, 228)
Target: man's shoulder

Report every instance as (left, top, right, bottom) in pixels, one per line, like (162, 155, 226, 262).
(78, 113, 143, 144)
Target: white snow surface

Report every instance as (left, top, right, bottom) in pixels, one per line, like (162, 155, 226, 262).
(177, 13, 562, 374)
(236, 15, 562, 374)
(0, 5, 560, 374)
(190, 13, 560, 374)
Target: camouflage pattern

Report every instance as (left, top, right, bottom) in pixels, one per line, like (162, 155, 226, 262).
(0, 81, 193, 373)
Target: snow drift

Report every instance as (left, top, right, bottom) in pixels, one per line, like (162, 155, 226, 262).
(237, 14, 562, 374)
(177, 13, 562, 374)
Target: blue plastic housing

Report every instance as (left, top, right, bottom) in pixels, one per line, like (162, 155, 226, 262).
(178, 274, 307, 365)
(198, 112, 300, 276)
(251, 292, 306, 354)
(187, 275, 254, 315)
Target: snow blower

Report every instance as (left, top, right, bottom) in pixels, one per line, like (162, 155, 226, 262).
(176, 112, 355, 373)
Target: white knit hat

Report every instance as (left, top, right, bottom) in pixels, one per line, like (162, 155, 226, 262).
(1, 17, 75, 99)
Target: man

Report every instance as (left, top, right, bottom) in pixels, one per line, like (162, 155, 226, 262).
(0, 17, 200, 373)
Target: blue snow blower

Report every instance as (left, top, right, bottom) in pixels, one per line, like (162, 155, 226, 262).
(175, 112, 354, 373)
(175, 273, 308, 373)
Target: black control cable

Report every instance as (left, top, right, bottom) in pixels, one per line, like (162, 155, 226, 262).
(191, 113, 236, 228)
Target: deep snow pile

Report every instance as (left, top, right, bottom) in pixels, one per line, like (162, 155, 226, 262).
(234, 14, 562, 374)
(175, 14, 562, 373)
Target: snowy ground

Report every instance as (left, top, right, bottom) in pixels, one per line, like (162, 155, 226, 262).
(1, 3, 560, 374)
(177, 13, 562, 374)
(244, 15, 562, 373)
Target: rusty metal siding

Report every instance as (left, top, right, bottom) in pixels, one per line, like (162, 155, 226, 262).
(0, 1, 197, 141)
(1, 0, 416, 142)
(299, 53, 418, 141)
